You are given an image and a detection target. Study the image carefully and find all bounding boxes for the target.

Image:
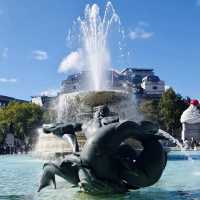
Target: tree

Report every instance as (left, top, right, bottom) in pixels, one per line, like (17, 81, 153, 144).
(42, 109, 57, 123)
(139, 100, 160, 122)
(0, 102, 43, 143)
(159, 88, 188, 137)
(0, 120, 8, 143)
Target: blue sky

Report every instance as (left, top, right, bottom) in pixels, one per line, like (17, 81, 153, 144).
(0, 0, 200, 100)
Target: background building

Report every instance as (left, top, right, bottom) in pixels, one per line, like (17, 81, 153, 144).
(31, 95, 55, 108)
(31, 67, 165, 108)
(0, 95, 28, 107)
(141, 75, 165, 97)
(61, 67, 165, 99)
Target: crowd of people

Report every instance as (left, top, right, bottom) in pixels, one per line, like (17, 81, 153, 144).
(0, 143, 30, 155)
(0, 122, 31, 155)
(182, 137, 200, 150)
(0, 144, 29, 154)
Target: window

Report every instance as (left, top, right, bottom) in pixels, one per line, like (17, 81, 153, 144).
(153, 86, 157, 90)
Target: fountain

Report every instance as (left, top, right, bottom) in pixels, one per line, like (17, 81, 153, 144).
(36, 1, 169, 194)
(52, 1, 130, 123)
(1, 2, 200, 200)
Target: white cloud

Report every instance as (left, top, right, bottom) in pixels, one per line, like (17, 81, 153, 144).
(32, 50, 48, 60)
(58, 49, 84, 73)
(0, 78, 17, 83)
(129, 28, 154, 40)
(129, 21, 154, 40)
(2, 48, 8, 58)
(138, 21, 149, 27)
(40, 88, 60, 97)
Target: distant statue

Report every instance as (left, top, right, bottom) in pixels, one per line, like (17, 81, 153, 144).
(181, 99, 200, 145)
(38, 105, 168, 194)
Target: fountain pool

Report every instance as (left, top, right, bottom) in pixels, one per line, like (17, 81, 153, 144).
(1, 151, 200, 200)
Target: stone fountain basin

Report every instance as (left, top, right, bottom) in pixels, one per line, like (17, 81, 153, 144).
(65, 90, 130, 107)
(56, 90, 138, 123)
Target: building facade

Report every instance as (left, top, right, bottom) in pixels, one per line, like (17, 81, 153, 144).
(141, 75, 165, 97)
(60, 68, 165, 99)
(31, 95, 55, 108)
(31, 67, 165, 108)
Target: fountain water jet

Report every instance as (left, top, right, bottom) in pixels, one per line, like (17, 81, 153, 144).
(68, 2, 121, 90)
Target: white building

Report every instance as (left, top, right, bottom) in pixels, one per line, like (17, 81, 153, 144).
(61, 68, 165, 99)
(31, 96, 43, 107)
(141, 75, 165, 96)
(31, 96, 55, 108)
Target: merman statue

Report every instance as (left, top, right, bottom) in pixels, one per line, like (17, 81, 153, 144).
(38, 105, 168, 194)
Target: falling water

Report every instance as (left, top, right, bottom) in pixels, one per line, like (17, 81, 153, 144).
(33, 128, 72, 159)
(55, 92, 81, 123)
(76, 2, 121, 90)
(159, 129, 183, 149)
(159, 129, 193, 161)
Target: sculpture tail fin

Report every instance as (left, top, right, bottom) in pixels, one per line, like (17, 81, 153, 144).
(38, 164, 57, 192)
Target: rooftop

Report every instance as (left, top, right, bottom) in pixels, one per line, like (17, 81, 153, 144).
(0, 95, 28, 103)
(121, 68, 154, 73)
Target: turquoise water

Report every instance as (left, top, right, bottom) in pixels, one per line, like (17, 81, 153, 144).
(0, 152, 200, 200)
